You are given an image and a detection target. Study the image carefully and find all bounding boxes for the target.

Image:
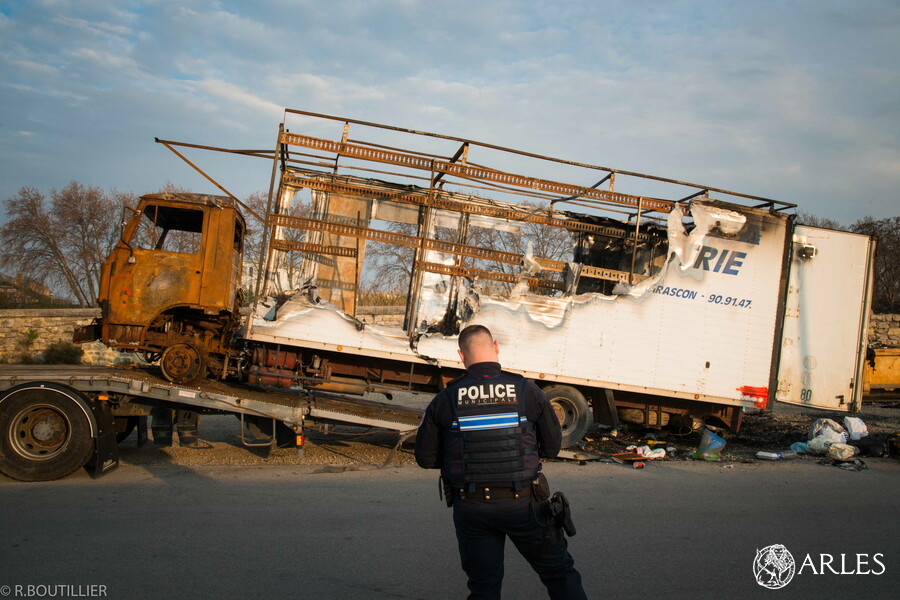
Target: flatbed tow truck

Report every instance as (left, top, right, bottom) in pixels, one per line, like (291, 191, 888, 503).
(0, 365, 422, 481)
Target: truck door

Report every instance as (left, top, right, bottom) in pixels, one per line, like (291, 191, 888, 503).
(775, 226, 875, 411)
(105, 203, 207, 336)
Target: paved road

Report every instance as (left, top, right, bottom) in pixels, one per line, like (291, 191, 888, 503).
(1, 459, 898, 600)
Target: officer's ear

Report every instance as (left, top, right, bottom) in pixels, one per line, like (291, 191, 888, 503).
(494, 340, 499, 356)
(457, 348, 465, 363)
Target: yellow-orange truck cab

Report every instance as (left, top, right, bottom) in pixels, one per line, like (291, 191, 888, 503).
(77, 193, 244, 382)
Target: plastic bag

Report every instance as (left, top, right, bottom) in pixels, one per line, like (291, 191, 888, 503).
(790, 441, 811, 454)
(807, 436, 833, 455)
(843, 417, 868, 441)
(692, 428, 726, 461)
(808, 418, 848, 444)
(827, 443, 859, 461)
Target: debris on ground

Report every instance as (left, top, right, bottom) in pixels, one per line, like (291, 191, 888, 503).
(578, 400, 900, 467)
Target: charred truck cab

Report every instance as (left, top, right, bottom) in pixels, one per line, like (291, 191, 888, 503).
(76, 193, 245, 383)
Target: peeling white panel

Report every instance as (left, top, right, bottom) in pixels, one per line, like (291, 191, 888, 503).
(248, 293, 414, 357)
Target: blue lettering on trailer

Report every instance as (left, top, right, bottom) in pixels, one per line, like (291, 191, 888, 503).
(691, 245, 747, 276)
(649, 286, 698, 300)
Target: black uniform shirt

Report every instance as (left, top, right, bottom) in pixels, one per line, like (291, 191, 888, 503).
(415, 362, 563, 470)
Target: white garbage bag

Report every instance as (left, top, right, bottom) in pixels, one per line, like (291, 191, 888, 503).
(843, 417, 868, 441)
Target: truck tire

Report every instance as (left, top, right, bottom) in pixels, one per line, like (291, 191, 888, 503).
(543, 385, 591, 448)
(0, 385, 95, 481)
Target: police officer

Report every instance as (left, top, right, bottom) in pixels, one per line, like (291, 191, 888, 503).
(415, 324, 587, 599)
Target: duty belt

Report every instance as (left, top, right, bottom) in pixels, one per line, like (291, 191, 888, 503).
(452, 484, 533, 501)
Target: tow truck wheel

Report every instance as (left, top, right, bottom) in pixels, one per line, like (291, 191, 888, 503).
(0, 386, 94, 481)
(543, 385, 591, 448)
(160, 343, 206, 385)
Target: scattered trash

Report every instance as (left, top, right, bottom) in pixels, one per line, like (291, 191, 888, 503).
(625, 444, 667, 459)
(692, 428, 727, 461)
(610, 452, 643, 464)
(807, 436, 833, 455)
(849, 435, 888, 457)
(889, 434, 900, 458)
(826, 443, 859, 461)
(633, 461, 645, 469)
(756, 450, 797, 460)
(808, 418, 848, 444)
(790, 441, 811, 454)
(836, 458, 868, 472)
(843, 416, 868, 441)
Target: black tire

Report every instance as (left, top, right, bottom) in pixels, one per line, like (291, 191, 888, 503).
(543, 385, 591, 448)
(0, 385, 95, 482)
(160, 343, 206, 384)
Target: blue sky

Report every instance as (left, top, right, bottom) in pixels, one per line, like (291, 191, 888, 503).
(1, 0, 898, 224)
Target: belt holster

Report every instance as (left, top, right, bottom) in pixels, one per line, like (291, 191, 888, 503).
(548, 491, 576, 537)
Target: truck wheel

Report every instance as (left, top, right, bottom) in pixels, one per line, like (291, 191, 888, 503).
(543, 385, 591, 448)
(160, 343, 206, 384)
(0, 386, 94, 481)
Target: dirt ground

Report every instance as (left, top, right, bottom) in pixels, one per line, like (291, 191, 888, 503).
(116, 398, 900, 470)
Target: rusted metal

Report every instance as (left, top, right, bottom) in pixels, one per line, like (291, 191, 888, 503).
(281, 132, 674, 213)
(272, 239, 359, 258)
(155, 139, 266, 224)
(417, 261, 566, 292)
(282, 107, 795, 210)
(90, 193, 245, 381)
(281, 173, 656, 241)
(271, 213, 561, 270)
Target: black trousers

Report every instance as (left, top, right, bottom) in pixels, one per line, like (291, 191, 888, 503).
(452, 496, 587, 600)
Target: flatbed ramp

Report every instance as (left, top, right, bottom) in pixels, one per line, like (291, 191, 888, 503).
(0, 365, 423, 433)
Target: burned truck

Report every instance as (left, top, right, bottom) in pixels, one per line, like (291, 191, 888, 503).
(78, 109, 875, 447)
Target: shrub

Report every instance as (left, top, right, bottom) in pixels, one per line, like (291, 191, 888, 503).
(41, 341, 84, 364)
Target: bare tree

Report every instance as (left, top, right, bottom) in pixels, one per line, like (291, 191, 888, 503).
(0, 184, 125, 306)
(851, 216, 900, 313)
(795, 210, 845, 231)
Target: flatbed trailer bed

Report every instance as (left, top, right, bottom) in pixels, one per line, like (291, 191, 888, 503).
(0, 365, 423, 481)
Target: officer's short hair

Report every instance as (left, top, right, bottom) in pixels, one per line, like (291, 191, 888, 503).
(458, 324, 493, 352)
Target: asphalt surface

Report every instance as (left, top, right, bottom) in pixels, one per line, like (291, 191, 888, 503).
(1, 457, 898, 600)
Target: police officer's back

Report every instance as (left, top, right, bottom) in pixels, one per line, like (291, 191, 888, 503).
(415, 324, 587, 600)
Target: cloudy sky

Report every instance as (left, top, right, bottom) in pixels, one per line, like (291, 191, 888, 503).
(1, 0, 898, 224)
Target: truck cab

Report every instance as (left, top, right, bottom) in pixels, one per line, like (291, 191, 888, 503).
(77, 193, 245, 383)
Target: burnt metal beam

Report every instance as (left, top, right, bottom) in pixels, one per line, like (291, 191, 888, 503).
(282, 107, 796, 210)
(281, 174, 657, 242)
(280, 132, 674, 213)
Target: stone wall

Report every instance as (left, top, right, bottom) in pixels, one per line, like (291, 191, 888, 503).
(355, 305, 405, 328)
(868, 313, 900, 348)
(0, 308, 142, 365)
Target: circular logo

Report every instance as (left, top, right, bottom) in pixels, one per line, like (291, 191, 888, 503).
(754, 544, 796, 589)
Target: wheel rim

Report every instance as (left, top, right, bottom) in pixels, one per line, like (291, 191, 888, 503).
(550, 397, 577, 433)
(9, 404, 72, 460)
(161, 343, 202, 382)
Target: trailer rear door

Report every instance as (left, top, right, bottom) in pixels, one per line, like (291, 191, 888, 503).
(775, 226, 875, 411)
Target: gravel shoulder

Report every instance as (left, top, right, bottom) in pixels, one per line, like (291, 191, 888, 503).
(115, 399, 900, 470)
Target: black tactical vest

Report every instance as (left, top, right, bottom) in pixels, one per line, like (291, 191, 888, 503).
(441, 370, 539, 487)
